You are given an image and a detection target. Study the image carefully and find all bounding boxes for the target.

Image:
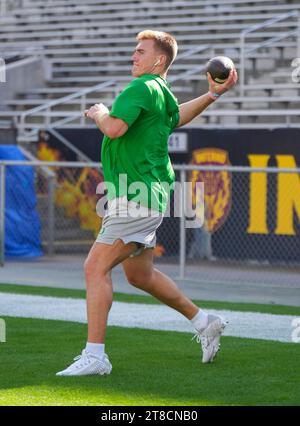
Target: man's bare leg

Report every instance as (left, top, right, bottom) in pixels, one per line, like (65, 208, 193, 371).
(84, 240, 137, 343)
(122, 248, 199, 320)
(123, 248, 227, 364)
(56, 239, 137, 376)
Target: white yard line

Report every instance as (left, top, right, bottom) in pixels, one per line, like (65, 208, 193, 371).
(0, 292, 298, 343)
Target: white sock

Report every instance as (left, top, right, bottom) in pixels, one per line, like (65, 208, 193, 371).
(190, 309, 208, 331)
(85, 342, 105, 359)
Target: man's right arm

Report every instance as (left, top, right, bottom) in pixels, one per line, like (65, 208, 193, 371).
(85, 103, 128, 139)
(85, 80, 151, 137)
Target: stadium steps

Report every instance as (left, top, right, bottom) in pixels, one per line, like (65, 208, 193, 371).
(0, 0, 298, 130)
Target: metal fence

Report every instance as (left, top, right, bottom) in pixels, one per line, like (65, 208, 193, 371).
(1, 161, 300, 286)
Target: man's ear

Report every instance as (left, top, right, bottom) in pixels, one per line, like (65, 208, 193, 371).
(156, 54, 167, 67)
(161, 54, 167, 67)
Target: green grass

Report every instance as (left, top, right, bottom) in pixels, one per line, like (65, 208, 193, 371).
(0, 282, 299, 316)
(0, 317, 299, 406)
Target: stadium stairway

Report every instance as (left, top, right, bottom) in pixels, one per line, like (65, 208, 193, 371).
(0, 0, 299, 135)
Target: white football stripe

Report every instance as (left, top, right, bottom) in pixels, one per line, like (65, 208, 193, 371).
(0, 292, 298, 343)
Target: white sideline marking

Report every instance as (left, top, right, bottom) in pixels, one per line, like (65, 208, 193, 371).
(0, 292, 298, 343)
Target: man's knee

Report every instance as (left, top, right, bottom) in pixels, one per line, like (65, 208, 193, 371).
(126, 270, 154, 289)
(84, 256, 94, 277)
(84, 255, 107, 282)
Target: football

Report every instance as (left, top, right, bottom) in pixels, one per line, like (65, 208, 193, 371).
(205, 56, 235, 84)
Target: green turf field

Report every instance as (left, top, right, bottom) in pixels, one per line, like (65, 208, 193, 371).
(0, 283, 299, 406)
(0, 316, 299, 406)
(0, 282, 299, 316)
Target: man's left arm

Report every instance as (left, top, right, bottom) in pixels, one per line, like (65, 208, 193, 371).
(177, 69, 238, 128)
(85, 103, 128, 139)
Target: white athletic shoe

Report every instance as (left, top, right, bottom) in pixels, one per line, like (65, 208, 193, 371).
(192, 314, 227, 363)
(56, 350, 112, 376)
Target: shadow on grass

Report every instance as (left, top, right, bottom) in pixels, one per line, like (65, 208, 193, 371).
(0, 317, 299, 406)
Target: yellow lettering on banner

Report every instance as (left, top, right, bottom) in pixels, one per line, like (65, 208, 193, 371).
(275, 155, 300, 235)
(193, 150, 227, 164)
(247, 155, 270, 234)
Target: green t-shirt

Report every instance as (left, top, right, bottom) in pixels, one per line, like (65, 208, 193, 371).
(101, 74, 179, 213)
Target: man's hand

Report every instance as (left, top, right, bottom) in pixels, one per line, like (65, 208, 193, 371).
(84, 103, 109, 121)
(84, 103, 128, 139)
(207, 68, 238, 98)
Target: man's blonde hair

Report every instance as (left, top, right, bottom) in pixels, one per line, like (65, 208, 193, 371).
(136, 30, 178, 70)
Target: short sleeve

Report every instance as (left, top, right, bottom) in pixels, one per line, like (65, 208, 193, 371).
(109, 80, 152, 127)
(170, 111, 180, 132)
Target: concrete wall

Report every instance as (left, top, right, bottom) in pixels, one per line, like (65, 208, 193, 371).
(0, 56, 46, 101)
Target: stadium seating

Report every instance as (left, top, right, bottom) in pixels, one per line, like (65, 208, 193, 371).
(0, 0, 299, 136)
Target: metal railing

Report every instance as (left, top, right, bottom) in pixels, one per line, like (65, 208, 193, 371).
(0, 44, 216, 145)
(17, 80, 117, 140)
(173, 163, 300, 278)
(15, 45, 213, 139)
(17, 146, 56, 257)
(239, 10, 300, 96)
(0, 155, 56, 264)
(5, 14, 299, 138)
(1, 161, 300, 280)
(0, 160, 101, 266)
(1, 9, 299, 139)
(0, 163, 5, 266)
(37, 46, 215, 130)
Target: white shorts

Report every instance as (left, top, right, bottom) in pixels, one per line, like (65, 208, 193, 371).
(96, 196, 164, 255)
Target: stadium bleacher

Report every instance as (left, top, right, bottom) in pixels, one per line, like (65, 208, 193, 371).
(0, 0, 299, 139)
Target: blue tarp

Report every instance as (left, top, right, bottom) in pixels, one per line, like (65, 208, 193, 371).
(0, 145, 43, 257)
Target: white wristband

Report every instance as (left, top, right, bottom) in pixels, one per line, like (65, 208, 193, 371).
(207, 91, 220, 101)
